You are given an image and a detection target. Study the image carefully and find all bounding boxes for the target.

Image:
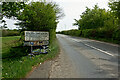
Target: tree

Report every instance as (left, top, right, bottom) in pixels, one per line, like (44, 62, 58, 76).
(1, 2, 27, 30)
(0, 3, 2, 20)
(14, 1, 64, 43)
(108, 0, 120, 29)
(0, 20, 7, 29)
(73, 5, 112, 30)
(2, 1, 64, 43)
(16, 1, 64, 31)
(109, 0, 120, 18)
(2, 2, 26, 18)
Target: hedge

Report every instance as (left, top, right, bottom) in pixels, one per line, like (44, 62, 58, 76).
(59, 28, 120, 44)
(2, 30, 20, 37)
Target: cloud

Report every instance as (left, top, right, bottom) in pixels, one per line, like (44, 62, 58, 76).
(3, 0, 109, 31)
(54, 0, 109, 31)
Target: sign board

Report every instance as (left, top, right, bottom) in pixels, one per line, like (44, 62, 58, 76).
(24, 31, 49, 46)
(25, 31, 49, 41)
(24, 41, 49, 46)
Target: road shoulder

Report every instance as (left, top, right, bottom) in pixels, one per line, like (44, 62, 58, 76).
(49, 47, 79, 78)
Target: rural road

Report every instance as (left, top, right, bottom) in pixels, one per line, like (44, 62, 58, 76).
(28, 34, 119, 78)
(50, 34, 119, 78)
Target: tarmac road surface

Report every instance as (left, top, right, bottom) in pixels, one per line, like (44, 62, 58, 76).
(27, 34, 119, 79)
(51, 34, 119, 78)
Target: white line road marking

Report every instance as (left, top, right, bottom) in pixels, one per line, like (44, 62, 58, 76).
(72, 38, 91, 42)
(71, 39, 81, 42)
(84, 44, 114, 56)
(71, 38, 114, 56)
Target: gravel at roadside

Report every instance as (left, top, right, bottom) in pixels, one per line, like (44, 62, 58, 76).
(27, 47, 78, 78)
(49, 48, 79, 78)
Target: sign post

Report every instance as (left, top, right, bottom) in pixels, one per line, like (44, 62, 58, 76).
(24, 31, 49, 54)
(30, 42, 34, 53)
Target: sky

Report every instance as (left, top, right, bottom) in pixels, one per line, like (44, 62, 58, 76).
(1, 0, 110, 31)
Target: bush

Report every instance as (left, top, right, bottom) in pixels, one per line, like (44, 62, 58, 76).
(112, 29, 120, 41)
(49, 29, 56, 44)
(60, 28, 120, 44)
(60, 30, 81, 36)
(81, 28, 114, 39)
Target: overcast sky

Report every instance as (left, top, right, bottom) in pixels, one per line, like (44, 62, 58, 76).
(1, 0, 110, 31)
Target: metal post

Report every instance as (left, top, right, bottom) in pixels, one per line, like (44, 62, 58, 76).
(31, 45, 33, 53)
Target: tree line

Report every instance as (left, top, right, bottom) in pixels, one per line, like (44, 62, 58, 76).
(2, 1, 64, 43)
(73, 0, 119, 30)
(59, 0, 120, 44)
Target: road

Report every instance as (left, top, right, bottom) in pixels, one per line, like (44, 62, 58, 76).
(50, 34, 119, 78)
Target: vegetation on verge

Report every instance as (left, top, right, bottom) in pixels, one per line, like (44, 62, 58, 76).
(2, 1, 63, 78)
(2, 36, 59, 78)
(2, 1, 64, 42)
(58, 29, 120, 44)
(58, 0, 120, 44)
(1, 30, 20, 37)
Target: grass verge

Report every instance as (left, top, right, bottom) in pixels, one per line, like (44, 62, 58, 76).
(84, 37, 119, 45)
(2, 36, 59, 78)
(62, 34, 119, 45)
(2, 36, 23, 58)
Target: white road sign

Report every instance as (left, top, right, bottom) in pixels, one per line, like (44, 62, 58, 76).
(25, 31, 49, 41)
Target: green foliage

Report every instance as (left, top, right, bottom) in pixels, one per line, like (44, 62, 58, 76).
(2, 36, 27, 58)
(2, 36, 59, 78)
(108, 0, 120, 19)
(60, 28, 120, 44)
(81, 29, 112, 39)
(49, 29, 56, 44)
(2, 2, 26, 18)
(112, 29, 120, 41)
(74, 5, 117, 30)
(0, 20, 7, 29)
(108, 0, 120, 29)
(72, 3, 120, 44)
(15, 1, 64, 44)
(2, 30, 20, 37)
(59, 30, 81, 37)
(16, 2, 63, 31)
(2, 1, 64, 45)
(2, 1, 62, 79)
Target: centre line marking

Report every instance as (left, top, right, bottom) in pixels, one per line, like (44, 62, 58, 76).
(84, 44, 114, 56)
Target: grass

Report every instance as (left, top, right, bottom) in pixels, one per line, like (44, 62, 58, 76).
(62, 33, 119, 45)
(80, 36, 119, 44)
(2, 36, 59, 78)
(2, 36, 21, 58)
(87, 37, 120, 44)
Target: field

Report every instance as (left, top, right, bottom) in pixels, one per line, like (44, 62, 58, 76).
(2, 36, 59, 78)
(2, 36, 21, 58)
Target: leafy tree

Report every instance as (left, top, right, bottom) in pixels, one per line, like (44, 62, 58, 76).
(0, 3, 2, 20)
(2, 2, 26, 18)
(16, 1, 63, 31)
(73, 5, 113, 30)
(1, 2, 27, 29)
(108, 0, 120, 29)
(109, 0, 120, 18)
(14, 1, 64, 43)
(0, 20, 7, 29)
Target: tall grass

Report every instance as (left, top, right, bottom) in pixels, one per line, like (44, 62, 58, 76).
(2, 36, 59, 78)
(2, 30, 20, 37)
